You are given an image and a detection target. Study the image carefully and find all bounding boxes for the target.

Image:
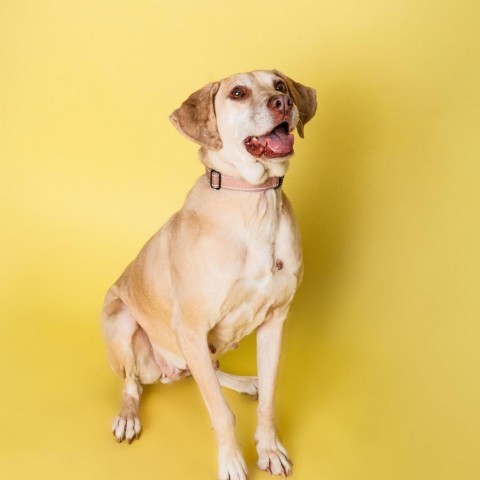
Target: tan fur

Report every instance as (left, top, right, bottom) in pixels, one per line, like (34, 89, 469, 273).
(274, 70, 318, 138)
(102, 70, 316, 479)
(169, 82, 223, 150)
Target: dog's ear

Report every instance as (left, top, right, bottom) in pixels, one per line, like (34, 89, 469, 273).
(169, 82, 223, 151)
(273, 70, 317, 138)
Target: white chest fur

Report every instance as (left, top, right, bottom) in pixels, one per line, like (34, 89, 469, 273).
(207, 190, 302, 354)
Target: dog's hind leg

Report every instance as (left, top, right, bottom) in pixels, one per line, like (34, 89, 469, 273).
(102, 289, 162, 443)
(216, 370, 258, 399)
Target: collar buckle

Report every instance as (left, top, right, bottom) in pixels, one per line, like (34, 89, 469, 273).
(209, 169, 222, 190)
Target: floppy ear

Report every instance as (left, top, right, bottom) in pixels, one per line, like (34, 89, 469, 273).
(169, 82, 223, 151)
(273, 70, 317, 138)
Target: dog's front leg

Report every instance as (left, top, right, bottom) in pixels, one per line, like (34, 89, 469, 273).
(176, 322, 247, 480)
(255, 311, 292, 477)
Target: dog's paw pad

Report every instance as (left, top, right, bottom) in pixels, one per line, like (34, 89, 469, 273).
(112, 414, 141, 443)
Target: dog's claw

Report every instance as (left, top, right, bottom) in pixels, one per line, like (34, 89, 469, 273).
(242, 390, 258, 401)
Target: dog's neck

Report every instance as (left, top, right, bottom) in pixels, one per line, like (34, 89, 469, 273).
(199, 147, 290, 185)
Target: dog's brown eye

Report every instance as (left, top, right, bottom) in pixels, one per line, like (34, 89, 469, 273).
(275, 81, 287, 93)
(230, 86, 249, 100)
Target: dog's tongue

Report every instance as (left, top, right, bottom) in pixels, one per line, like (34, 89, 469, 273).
(260, 127, 294, 155)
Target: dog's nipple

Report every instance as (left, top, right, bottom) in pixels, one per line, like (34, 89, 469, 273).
(276, 259, 284, 270)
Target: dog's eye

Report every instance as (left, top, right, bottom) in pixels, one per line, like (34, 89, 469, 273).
(275, 81, 287, 93)
(230, 86, 249, 100)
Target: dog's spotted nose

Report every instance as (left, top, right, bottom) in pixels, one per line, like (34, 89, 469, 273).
(268, 94, 293, 120)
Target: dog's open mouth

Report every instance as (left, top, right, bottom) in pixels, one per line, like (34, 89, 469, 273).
(244, 122, 294, 159)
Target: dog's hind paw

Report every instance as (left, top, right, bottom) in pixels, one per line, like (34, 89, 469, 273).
(112, 414, 141, 444)
(239, 376, 259, 400)
(217, 371, 259, 400)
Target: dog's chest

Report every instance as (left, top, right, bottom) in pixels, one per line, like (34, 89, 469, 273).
(208, 199, 301, 354)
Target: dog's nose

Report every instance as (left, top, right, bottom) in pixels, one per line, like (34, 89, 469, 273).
(268, 94, 294, 116)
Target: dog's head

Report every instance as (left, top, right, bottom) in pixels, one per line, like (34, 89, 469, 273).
(170, 70, 316, 181)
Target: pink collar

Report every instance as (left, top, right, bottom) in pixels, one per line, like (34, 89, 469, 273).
(205, 168, 284, 192)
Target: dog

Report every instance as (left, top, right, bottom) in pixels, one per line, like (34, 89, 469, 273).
(102, 70, 316, 479)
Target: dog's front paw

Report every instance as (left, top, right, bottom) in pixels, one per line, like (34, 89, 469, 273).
(257, 438, 292, 477)
(218, 445, 247, 480)
(112, 413, 141, 444)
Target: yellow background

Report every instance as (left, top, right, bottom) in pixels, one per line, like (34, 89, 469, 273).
(1, 1, 479, 479)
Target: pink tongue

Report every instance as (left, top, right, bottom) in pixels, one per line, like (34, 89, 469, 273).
(261, 130, 294, 154)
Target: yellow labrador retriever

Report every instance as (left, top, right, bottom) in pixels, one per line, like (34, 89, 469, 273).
(102, 70, 316, 479)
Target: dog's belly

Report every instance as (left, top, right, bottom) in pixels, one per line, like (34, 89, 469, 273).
(207, 269, 297, 355)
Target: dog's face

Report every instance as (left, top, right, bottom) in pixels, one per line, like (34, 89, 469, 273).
(170, 70, 316, 174)
(215, 71, 300, 161)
